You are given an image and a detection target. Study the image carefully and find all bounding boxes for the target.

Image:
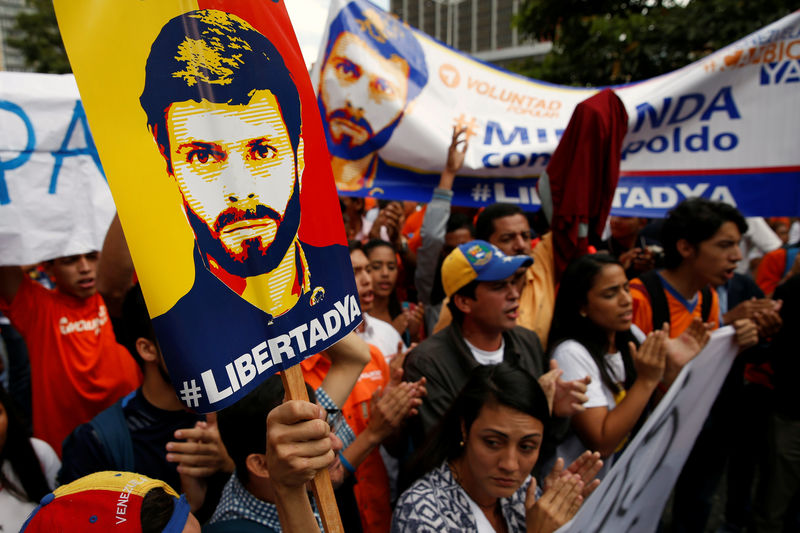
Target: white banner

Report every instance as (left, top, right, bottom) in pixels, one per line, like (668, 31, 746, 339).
(0, 72, 115, 266)
(312, 1, 800, 216)
(558, 327, 738, 532)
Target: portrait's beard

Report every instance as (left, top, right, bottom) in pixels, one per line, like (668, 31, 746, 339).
(318, 95, 403, 161)
(187, 181, 302, 279)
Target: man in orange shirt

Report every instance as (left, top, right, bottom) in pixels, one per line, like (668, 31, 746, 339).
(0, 252, 141, 455)
(629, 198, 758, 344)
(627, 198, 761, 533)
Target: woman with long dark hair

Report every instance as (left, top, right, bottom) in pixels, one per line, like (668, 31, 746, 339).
(0, 385, 59, 531)
(364, 239, 424, 344)
(548, 254, 705, 475)
(393, 363, 599, 533)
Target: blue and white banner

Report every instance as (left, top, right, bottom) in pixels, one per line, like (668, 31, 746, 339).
(0, 72, 114, 265)
(312, 0, 800, 216)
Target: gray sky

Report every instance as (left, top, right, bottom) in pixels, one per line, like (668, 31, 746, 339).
(286, 0, 390, 68)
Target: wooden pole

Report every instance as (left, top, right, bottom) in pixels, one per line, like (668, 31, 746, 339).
(280, 364, 344, 533)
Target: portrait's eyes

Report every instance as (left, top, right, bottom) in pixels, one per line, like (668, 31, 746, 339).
(334, 58, 360, 81)
(248, 139, 278, 161)
(186, 147, 225, 165)
(372, 77, 395, 97)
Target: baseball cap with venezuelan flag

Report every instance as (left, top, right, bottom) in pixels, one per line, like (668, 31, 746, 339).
(441, 240, 533, 297)
(21, 471, 191, 532)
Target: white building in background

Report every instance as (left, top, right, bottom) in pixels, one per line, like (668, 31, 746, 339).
(0, 0, 28, 71)
(389, 0, 550, 66)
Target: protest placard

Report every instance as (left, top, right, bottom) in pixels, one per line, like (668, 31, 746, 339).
(53, 0, 358, 418)
(55, 2, 355, 528)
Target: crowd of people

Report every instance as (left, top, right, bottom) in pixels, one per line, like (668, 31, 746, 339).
(1, 126, 799, 533)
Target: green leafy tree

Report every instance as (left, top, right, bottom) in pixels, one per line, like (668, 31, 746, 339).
(512, 0, 796, 86)
(7, 0, 70, 73)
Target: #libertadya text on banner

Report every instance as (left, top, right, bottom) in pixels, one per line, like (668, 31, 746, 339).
(54, 0, 358, 413)
(312, 0, 800, 216)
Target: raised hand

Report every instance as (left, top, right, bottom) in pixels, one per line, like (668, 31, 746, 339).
(167, 412, 234, 512)
(752, 300, 783, 338)
(266, 400, 335, 489)
(544, 451, 603, 499)
(732, 317, 758, 350)
(366, 381, 424, 443)
(406, 302, 425, 343)
(631, 329, 667, 387)
(541, 359, 591, 417)
(166, 413, 234, 478)
(526, 473, 584, 533)
(446, 126, 468, 175)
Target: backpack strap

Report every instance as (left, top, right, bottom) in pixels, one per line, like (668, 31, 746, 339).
(700, 285, 713, 323)
(88, 390, 136, 471)
(639, 270, 670, 330)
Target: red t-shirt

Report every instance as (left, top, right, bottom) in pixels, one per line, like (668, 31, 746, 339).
(301, 345, 391, 533)
(755, 247, 787, 297)
(0, 277, 142, 455)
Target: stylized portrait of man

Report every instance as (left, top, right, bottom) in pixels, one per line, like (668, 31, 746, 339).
(318, 1, 428, 191)
(141, 9, 319, 321)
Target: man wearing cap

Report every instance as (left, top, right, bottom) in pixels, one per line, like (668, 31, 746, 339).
(403, 240, 587, 447)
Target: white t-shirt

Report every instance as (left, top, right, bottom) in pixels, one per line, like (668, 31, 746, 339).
(359, 313, 404, 364)
(738, 217, 783, 275)
(464, 338, 505, 366)
(790, 219, 800, 246)
(0, 438, 60, 533)
(550, 326, 645, 478)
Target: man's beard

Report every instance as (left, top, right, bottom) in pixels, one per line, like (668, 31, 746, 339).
(318, 96, 403, 161)
(187, 183, 302, 279)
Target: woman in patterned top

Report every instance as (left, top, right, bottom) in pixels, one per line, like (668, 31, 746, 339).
(392, 363, 599, 533)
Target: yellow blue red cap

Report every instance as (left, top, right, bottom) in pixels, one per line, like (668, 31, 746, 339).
(441, 240, 532, 297)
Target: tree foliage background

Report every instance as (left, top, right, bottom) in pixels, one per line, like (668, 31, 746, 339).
(512, 0, 797, 86)
(8, 0, 70, 73)
(5, 0, 797, 81)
